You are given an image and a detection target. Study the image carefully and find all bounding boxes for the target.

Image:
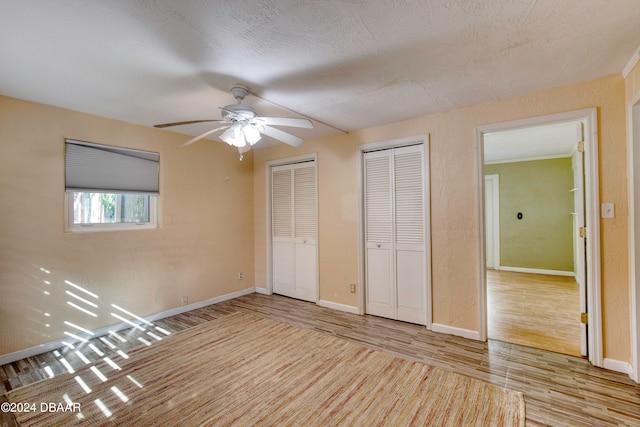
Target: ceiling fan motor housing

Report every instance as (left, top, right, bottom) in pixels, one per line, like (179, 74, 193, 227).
(222, 85, 257, 122)
(221, 104, 257, 122)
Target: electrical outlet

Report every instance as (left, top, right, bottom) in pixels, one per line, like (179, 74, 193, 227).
(181, 296, 188, 306)
(238, 272, 243, 280)
(350, 283, 356, 293)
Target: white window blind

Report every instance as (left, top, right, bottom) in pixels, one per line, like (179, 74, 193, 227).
(65, 139, 159, 194)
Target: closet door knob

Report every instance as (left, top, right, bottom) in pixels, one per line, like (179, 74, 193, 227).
(377, 243, 381, 248)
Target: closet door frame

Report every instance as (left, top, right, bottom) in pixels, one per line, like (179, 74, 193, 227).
(357, 135, 432, 328)
(265, 153, 319, 302)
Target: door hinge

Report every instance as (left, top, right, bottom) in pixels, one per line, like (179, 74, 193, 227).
(581, 312, 588, 324)
(579, 227, 587, 239)
(577, 141, 585, 153)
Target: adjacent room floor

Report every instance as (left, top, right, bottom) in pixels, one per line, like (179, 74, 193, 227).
(487, 270, 582, 357)
(2, 293, 639, 426)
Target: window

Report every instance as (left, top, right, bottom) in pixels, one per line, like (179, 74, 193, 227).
(65, 139, 159, 232)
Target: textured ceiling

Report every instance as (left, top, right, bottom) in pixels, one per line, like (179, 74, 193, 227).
(1, 1, 639, 148)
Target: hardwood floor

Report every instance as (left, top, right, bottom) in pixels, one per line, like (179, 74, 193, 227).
(487, 270, 582, 357)
(3, 293, 640, 426)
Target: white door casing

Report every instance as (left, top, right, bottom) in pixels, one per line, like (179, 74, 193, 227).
(628, 93, 640, 383)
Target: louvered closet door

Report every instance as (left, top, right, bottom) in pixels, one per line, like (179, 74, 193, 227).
(364, 150, 395, 319)
(272, 161, 317, 302)
(394, 145, 426, 324)
(272, 166, 295, 297)
(293, 163, 317, 301)
(364, 145, 426, 325)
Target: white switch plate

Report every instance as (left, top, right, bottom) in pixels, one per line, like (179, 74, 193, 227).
(601, 203, 615, 219)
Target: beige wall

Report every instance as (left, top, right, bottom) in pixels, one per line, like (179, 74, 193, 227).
(254, 74, 630, 361)
(0, 72, 632, 363)
(485, 158, 574, 272)
(0, 96, 255, 355)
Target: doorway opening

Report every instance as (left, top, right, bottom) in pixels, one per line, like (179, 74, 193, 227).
(476, 109, 603, 367)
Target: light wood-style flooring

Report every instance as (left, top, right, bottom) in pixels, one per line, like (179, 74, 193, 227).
(3, 293, 640, 426)
(487, 270, 582, 357)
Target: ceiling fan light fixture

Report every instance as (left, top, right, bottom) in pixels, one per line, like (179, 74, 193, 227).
(220, 124, 246, 147)
(242, 124, 262, 145)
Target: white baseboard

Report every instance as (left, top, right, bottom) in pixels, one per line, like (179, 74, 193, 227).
(431, 323, 481, 341)
(255, 287, 270, 295)
(0, 287, 256, 366)
(603, 358, 634, 376)
(318, 300, 360, 315)
(499, 266, 575, 277)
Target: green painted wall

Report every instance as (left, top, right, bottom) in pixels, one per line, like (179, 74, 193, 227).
(485, 157, 574, 272)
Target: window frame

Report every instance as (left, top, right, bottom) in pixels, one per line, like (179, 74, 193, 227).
(64, 139, 160, 233)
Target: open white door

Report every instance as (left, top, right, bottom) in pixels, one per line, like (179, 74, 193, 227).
(572, 123, 588, 357)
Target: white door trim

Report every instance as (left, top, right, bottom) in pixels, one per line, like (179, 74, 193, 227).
(628, 92, 640, 383)
(357, 134, 432, 329)
(484, 174, 500, 270)
(475, 108, 603, 367)
(265, 153, 319, 302)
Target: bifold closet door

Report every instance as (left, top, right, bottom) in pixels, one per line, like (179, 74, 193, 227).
(272, 161, 317, 302)
(364, 145, 426, 325)
(364, 150, 395, 318)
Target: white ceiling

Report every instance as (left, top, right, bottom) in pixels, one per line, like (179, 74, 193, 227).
(484, 121, 581, 164)
(1, 1, 639, 148)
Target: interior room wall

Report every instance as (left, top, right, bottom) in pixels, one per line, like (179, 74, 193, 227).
(0, 96, 255, 356)
(253, 74, 629, 362)
(484, 158, 574, 272)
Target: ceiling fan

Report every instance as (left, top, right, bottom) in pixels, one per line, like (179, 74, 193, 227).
(154, 85, 314, 159)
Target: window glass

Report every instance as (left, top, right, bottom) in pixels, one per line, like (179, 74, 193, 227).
(71, 193, 151, 224)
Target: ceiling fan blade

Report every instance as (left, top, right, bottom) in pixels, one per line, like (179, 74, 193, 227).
(254, 117, 313, 128)
(260, 126, 304, 147)
(181, 125, 230, 147)
(154, 119, 224, 129)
